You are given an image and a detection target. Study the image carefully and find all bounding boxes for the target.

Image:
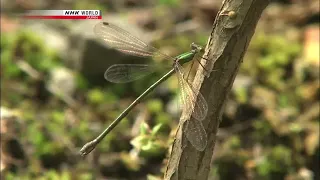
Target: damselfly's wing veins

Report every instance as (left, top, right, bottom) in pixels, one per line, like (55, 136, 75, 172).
(94, 22, 174, 61)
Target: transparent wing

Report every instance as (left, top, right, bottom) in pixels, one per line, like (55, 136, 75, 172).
(185, 119, 207, 151)
(94, 22, 175, 61)
(105, 64, 157, 83)
(175, 62, 208, 121)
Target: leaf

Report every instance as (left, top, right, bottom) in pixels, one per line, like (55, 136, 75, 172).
(140, 122, 149, 135)
(151, 124, 162, 136)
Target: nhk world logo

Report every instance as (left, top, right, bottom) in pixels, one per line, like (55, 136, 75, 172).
(63, 10, 100, 16)
(22, 10, 101, 19)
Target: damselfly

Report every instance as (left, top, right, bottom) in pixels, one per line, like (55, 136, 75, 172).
(80, 22, 208, 156)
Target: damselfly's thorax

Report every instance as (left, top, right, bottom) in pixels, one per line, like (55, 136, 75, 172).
(173, 42, 204, 65)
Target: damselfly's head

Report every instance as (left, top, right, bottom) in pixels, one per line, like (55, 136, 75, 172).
(191, 42, 203, 54)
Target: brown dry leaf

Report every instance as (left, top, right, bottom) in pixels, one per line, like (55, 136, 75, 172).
(0, 107, 21, 138)
(0, 150, 6, 172)
(297, 81, 320, 102)
(1, 107, 13, 134)
(245, 159, 256, 169)
(0, 15, 20, 33)
(304, 126, 320, 155)
(250, 86, 277, 109)
(264, 108, 290, 135)
(303, 25, 320, 67)
(285, 167, 313, 180)
(298, 167, 314, 180)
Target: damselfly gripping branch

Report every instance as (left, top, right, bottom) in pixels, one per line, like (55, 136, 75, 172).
(80, 22, 208, 156)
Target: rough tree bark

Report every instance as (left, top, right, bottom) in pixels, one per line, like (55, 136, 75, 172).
(164, 0, 270, 179)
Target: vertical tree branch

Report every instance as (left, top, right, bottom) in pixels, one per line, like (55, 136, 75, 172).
(165, 0, 270, 179)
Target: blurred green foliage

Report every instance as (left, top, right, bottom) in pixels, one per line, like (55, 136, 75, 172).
(131, 123, 166, 157)
(243, 33, 301, 91)
(158, 0, 180, 7)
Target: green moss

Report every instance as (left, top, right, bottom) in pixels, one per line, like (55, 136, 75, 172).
(234, 87, 248, 103)
(158, 0, 180, 7)
(87, 88, 106, 104)
(147, 99, 163, 113)
(256, 145, 292, 178)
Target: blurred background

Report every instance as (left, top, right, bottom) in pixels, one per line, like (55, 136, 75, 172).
(1, 0, 319, 179)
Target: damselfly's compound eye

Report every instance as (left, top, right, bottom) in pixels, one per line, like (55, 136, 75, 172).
(191, 42, 203, 53)
(191, 42, 198, 50)
(190, 42, 195, 49)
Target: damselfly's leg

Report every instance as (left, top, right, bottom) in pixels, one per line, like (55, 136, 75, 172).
(196, 55, 222, 75)
(194, 54, 210, 74)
